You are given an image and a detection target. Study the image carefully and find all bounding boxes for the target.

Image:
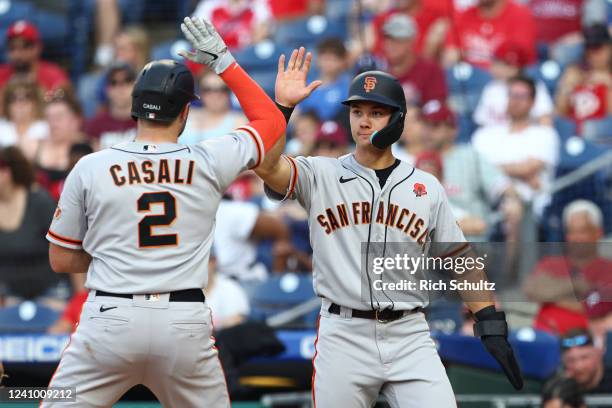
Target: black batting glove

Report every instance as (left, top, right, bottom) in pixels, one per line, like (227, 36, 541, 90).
(474, 306, 524, 390)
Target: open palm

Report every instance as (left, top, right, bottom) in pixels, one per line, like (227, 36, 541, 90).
(275, 47, 322, 108)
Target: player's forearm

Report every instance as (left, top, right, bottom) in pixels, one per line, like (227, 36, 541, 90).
(220, 64, 286, 152)
(49, 244, 92, 274)
(453, 250, 496, 313)
(255, 153, 293, 196)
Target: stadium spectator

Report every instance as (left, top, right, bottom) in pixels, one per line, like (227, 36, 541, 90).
(474, 41, 554, 127)
(0, 21, 70, 96)
(296, 38, 351, 122)
(268, 0, 324, 20)
(365, 0, 451, 60)
(529, 0, 608, 66)
(47, 290, 89, 334)
(443, 0, 537, 70)
(392, 106, 426, 165)
(0, 79, 48, 161)
(472, 75, 559, 217)
(0, 146, 57, 300)
(310, 120, 350, 158)
(524, 200, 611, 335)
(83, 63, 137, 150)
(193, 0, 272, 50)
(213, 198, 292, 283)
(420, 100, 521, 241)
(541, 376, 587, 408)
(560, 328, 612, 393)
(36, 91, 85, 201)
(178, 71, 247, 145)
(555, 24, 612, 131)
(92, 0, 121, 67)
(584, 287, 612, 348)
(381, 14, 448, 106)
(205, 254, 250, 330)
(78, 25, 150, 118)
(286, 110, 321, 156)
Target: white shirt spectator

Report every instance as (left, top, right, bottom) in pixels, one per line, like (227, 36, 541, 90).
(472, 124, 559, 215)
(473, 80, 554, 127)
(213, 199, 267, 282)
(0, 119, 48, 159)
(206, 274, 250, 330)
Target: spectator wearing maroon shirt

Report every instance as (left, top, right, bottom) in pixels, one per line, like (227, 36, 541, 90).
(556, 24, 612, 131)
(83, 63, 137, 150)
(444, 0, 537, 70)
(0, 21, 69, 95)
(381, 14, 448, 107)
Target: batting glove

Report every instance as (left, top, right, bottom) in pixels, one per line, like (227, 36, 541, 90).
(474, 306, 524, 390)
(179, 16, 235, 75)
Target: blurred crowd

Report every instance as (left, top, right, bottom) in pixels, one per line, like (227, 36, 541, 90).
(0, 0, 611, 398)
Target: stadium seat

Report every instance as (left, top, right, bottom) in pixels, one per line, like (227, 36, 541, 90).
(274, 15, 348, 49)
(553, 116, 578, 140)
(247, 273, 317, 325)
(445, 62, 491, 115)
(0, 301, 60, 333)
(525, 60, 563, 96)
(456, 113, 476, 144)
(151, 39, 191, 61)
(233, 40, 282, 72)
(582, 116, 612, 145)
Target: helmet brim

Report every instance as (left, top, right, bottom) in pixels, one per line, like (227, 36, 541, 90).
(341, 94, 402, 111)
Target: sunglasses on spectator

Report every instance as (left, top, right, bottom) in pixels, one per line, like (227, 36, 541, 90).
(8, 41, 35, 51)
(201, 85, 229, 93)
(561, 334, 593, 350)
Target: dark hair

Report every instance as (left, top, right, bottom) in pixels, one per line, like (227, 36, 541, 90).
(541, 377, 585, 408)
(317, 38, 347, 58)
(509, 75, 536, 100)
(69, 142, 94, 157)
(2, 78, 44, 119)
(0, 146, 35, 188)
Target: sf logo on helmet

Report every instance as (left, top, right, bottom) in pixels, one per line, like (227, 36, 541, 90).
(364, 77, 377, 93)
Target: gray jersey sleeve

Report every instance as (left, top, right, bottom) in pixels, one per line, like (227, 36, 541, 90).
(264, 155, 316, 211)
(198, 126, 264, 192)
(430, 180, 469, 258)
(46, 160, 88, 250)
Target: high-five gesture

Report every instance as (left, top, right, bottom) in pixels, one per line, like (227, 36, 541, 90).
(275, 47, 322, 108)
(179, 16, 235, 74)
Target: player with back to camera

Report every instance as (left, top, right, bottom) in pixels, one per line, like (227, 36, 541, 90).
(42, 17, 320, 407)
(255, 66, 524, 406)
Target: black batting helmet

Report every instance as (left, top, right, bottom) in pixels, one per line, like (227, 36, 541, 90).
(131, 59, 199, 123)
(342, 70, 406, 149)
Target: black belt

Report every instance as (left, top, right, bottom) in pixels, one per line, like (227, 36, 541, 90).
(328, 303, 421, 323)
(95, 289, 205, 303)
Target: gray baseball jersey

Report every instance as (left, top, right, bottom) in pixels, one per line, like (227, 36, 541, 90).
(268, 153, 467, 311)
(46, 127, 264, 293)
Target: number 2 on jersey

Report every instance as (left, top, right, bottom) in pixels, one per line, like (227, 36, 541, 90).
(137, 192, 177, 248)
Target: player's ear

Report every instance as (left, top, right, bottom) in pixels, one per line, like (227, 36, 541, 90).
(179, 103, 190, 122)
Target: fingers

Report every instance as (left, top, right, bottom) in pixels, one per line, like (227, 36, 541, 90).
(278, 54, 286, 74)
(302, 51, 313, 72)
(183, 17, 205, 43)
(294, 47, 305, 71)
(178, 50, 197, 62)
(193, 17, 211, 38)
(306, 80, 323, 95)
(181, 23, 198, 46)
(287, 49, 298, 71)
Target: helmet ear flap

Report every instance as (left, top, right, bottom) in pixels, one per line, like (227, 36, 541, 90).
(369, 110, 405, 149)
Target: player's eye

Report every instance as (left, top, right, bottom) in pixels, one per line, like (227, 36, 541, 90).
(372, 111, 384, 117)
(351, 109, 362, 116)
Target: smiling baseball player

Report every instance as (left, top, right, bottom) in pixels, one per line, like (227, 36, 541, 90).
(40, 17, 320, 407)
(257, 70, 524, 406)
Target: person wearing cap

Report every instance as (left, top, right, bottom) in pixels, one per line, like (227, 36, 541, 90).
(421, 99, 521, 242)
(474, 41, 554, 127)
(556, 23, 612, 130)
(558, 328, 612, 393)
(0, 20, 69, 94)
(524, 200, 612, 338)
(310, 120, 350, 158)
(381, 13, 448, 107)
(443, 0, 536, 69)
(541, 376, 587, 408)
(83, 63, 138, 150)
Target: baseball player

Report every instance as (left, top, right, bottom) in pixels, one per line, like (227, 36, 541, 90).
(42, 17, 319, 407)
(257, 70, 524, 406)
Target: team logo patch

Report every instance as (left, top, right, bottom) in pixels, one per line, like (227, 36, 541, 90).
(53, 206, 62, 219)
(143, 144, 158, 152)
(413, 183, 427, 197)
(364, 76, 377, 93)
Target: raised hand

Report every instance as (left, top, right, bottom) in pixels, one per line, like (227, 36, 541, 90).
(275, 47, 322, 108)
(179, 16, 235, 74)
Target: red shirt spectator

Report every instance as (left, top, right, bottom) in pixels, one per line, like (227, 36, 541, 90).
(445, 0, 536, 69)
(0, 20, 69, 94)
(381, 14, 447, 105)
(61, 291, 89, 329)
(193, 0, 271, 50)
(370, 0, 450, 56)
(268, 0, 324, 20)
(529, 0, 582, 44)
